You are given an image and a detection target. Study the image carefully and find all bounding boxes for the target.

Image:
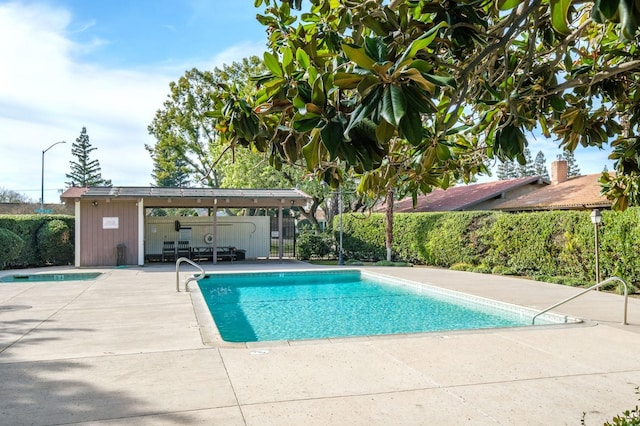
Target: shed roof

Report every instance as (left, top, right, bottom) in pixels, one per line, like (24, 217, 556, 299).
(60, 186, 311, 208)
(388, 176, 545, 212)
(490, 173, 611, 211)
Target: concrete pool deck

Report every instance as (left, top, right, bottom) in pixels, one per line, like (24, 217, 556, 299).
(0, 261, 639, 425)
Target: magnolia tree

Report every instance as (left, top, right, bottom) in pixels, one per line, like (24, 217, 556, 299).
(206, 0, 640, 258)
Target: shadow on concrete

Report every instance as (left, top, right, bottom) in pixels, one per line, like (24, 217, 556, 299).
(0, 316, 199, 425)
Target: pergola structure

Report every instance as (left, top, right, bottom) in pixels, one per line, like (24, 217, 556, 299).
(61, 186, 311, 267)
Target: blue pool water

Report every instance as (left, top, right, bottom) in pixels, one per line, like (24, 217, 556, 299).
(198, 270, 557, 343)
(0, 272, 102, 283)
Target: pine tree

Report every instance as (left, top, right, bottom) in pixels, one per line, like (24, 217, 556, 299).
(150, 139, 191, 187)
(533, 150, 549, 179)
(516, 148, 535, 177)
(496, 160, 516, 180)
(66, 127, 112, 187)
(562, 151, 581, 177)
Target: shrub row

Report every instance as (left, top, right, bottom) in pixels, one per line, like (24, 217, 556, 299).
(0, 215, 75, 269)
(337, 208, 640, 287)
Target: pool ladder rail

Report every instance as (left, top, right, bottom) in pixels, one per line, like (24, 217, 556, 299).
(175, 257, 205, 292)
(532, 276, 629, 325)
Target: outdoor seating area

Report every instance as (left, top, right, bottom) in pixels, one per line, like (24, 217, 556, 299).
(190, 246, 246, 262)
(155, 242, 246, 263)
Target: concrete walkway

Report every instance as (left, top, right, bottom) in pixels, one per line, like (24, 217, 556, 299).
(0, 262, 639, 425)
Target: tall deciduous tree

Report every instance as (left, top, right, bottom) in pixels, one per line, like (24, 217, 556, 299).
(148, 58, 332, 227)
(66, 127, 111, 187)
(0, 187, 31, 203)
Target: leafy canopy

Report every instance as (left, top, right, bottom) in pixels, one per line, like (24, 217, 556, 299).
(204, 0, 640, 210)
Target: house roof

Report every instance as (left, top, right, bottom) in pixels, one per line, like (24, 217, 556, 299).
(491, 173, 611, 211)
(60, 186, 312, 208)
(60, 187, 88, 198)
(388, 176, 545, 212)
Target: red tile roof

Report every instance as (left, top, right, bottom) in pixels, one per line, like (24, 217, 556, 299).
(491, 173, 611, 211)
(385, 176, 545, 212)
(60, 187, 88, 199)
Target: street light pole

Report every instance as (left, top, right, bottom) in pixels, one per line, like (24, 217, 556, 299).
(338, 186, 344, 265)
(41, 141, 66, 213)
(590, 209, 603, 286)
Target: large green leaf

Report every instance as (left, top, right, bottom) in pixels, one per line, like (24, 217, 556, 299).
(263, 52, 283, 77)
(311, 74, 326, 107)
(302, 131, 322, 170)
(498, 0, 521, 11)
(364, 37, 387, 63)
(321, 118, 344, 158)
(381, 85, 407, 127)
(375, 119, 395, 144)
(343, 44, 376, 70)
(398, 111, 423, 146)
(403, 85, 435, 114)
(592, 0, 620, 23)
(424, 73, 457, 89)
(296, 48, 311, 69)
(344, 87, 383, 136)
(550, 0, 571, 35)
(293, 112, 323, 132)
(334, 72, 364, 89)
(401, 68, 435, 93)
(361, 15, 388, 36)
(282, 47, 294, 75)
(397, 21, 446, 66)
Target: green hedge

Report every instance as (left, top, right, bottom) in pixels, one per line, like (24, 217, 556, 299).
(0, 228, 25, 269)
(37, 219, 74, 266)
(338, 208, 640, 287)
(0, 215, 75, 269)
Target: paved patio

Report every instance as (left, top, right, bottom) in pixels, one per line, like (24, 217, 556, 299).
(1, 261, 639, 425)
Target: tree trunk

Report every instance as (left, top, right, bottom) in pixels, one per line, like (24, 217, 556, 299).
(385, 189, 394, 262)
(295, 198, 322, 232)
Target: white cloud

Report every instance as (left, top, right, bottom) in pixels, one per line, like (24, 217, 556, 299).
(0, 2, 172, 202)
(204, 41, 267, 70)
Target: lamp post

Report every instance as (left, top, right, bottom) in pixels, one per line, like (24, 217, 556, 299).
(338, 186, 344, 265)
(590, 208, 603, 286)
(41, 141, 66, 213)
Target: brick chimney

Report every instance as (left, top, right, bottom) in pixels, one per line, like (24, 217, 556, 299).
(551, 160, 568, 185)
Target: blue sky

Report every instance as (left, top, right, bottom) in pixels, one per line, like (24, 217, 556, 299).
(0, 0, 268, 203)
(0, 0, 613, 203)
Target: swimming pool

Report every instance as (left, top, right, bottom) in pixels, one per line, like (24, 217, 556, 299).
(196, 270, 576, 343)
(0, 272, 102, 283)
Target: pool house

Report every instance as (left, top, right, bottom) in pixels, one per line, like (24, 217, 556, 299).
(60, 187, 311, 267)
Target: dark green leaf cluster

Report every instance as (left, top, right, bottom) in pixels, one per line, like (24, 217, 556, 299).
(237, 0, 640, 211)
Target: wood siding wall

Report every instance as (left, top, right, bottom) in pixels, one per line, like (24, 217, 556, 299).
(145, 216, 270, 259)
(80, 200, 139, 266)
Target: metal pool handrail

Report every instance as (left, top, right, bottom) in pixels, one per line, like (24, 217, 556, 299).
(532, 276, 629, 325)
(175, 257, 205, 292)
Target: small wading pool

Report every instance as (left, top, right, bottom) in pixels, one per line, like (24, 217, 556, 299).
(0, 272, 103, 283)
(197, 270, 578, 343)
